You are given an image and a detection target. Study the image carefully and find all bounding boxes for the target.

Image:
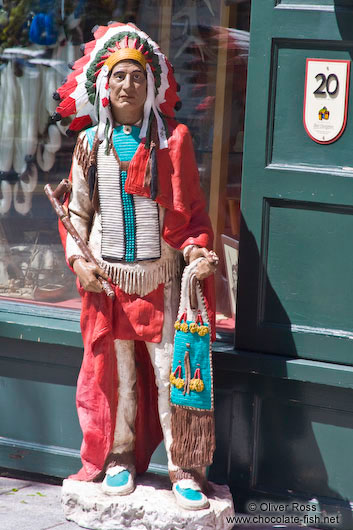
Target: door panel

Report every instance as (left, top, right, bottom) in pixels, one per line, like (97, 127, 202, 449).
(271, 44, 353, 169)
(262, 200, 353, 331)
(236, 1, 353, 364)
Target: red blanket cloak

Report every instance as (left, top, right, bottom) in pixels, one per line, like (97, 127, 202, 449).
(71, 284, 164, 481)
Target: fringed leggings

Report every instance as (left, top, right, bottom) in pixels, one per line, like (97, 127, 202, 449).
(111, 278, 179, 473)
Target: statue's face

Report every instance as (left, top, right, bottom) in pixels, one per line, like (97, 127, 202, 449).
(109, 60, 147, 118)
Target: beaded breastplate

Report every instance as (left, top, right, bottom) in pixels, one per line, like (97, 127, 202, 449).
(97, 126, 161, 262)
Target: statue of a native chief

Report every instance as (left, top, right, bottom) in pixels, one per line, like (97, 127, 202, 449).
(55, 22, 218, 511)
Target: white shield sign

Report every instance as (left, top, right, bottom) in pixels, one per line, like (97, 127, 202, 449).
(303, 59, 350, 144)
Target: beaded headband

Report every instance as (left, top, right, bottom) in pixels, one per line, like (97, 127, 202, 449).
(104, 49, 147, 71)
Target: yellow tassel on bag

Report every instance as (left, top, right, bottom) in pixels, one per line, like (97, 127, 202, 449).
(174, 320, 210, 335)
(170, 364, 184, 389)
(198, 325, 209, 336)
(189, 378, 204, 392)
(174, 377, 184, 389)
(189, 322, 198, 333)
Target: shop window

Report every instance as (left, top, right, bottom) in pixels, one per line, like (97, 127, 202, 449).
(144, 0, 251, 334)
(0, 0, 250, 331)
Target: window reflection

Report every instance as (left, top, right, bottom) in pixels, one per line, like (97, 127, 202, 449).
(0, 42, 80, 305)
(0, 0, 250, 325)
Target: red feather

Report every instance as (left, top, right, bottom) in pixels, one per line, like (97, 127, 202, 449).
(74, 55, 91, 70)
(57, 96, 77, 117)
(92, 22, 124, 41)
(69, 115, 92, 131)
(126, 22, 139, 31)
(93, 25, 110, 40)
(84, 41, 96, 56)
(57, 79, 78, 100)
(159, 62, 179, 118)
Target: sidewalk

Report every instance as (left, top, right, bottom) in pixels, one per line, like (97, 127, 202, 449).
(0, 469, 317, 530)
(0, 471, 76, 530)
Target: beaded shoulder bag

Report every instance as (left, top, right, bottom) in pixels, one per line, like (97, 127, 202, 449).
(170, 258, 215, 468)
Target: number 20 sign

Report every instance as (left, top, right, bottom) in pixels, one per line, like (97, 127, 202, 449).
(303, 59, 350, 144)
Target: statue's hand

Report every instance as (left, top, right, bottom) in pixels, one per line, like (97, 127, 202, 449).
(189, 247, 219, 280)
(73, 258, 110, 293)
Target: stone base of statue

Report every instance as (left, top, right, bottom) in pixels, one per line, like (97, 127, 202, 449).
(61, 472, 235, 530)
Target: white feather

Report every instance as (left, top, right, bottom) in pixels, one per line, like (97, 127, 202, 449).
(140, 64, 168, 149)
(95, 65, 113, 142)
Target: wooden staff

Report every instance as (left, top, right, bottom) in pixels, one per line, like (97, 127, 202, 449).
(44, 179, 115, 299)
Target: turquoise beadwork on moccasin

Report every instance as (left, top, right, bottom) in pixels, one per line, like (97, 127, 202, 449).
(105, 469, 131, 488)
(175, 484, 203, 501)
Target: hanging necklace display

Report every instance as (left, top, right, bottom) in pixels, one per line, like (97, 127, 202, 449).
(0, 181, 12, 215)
(19, 164, 38, 194)
(0, 38, 80, 218)
(36, 125, 62, 172)
(0, 61, 16, 174)
(13, 63, 41, 175)
(13, 180, 32, 216)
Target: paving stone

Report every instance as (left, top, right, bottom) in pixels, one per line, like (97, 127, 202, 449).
(0, 477, 78, 530)
(0, 477, 31, 494)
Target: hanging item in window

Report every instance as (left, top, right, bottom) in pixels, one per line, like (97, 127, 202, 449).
(0, 0, 87, 216)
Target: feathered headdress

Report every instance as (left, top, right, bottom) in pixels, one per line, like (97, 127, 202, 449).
(53, 22, 180, 149)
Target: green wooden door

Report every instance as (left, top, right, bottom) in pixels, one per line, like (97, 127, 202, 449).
(236, 1, 353, 365)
